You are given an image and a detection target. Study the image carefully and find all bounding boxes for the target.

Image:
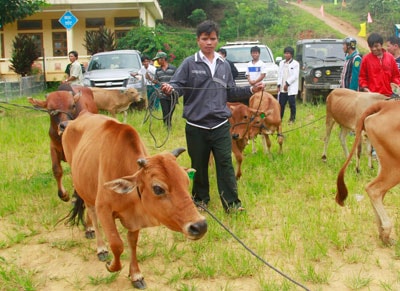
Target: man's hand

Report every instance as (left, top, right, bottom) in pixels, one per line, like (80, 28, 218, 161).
(161, 83, 173, 95)
(251, 82, 265, 93)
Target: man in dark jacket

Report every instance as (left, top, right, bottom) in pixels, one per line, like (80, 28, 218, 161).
(161, 20, 264, 213)
(217, 48, 238, 79)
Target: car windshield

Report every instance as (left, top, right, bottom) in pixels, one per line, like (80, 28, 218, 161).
(88, 53, 141, 71)
(223, 47, 274, 63)
(303, 43, 344, 60)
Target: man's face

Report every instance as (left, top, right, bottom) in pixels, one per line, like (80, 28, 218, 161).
(251, 51, 260, 61)
(369, 42, 383, 56)
(157, 58, 166, 66)
(284, 52, 292, 61)
(142, 59, 150, 68)
(197, 31, 218, 55)
(342, 43, 348, 54)
(68, 54, 77, 62)
(386, 41, 398, 56)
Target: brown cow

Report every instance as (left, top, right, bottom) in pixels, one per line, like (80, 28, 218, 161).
(28, 87, 98, 202)
(90, 87, 141, 122)
(336, 100, 400, 244)
(249, 91, 283, 154)
(61, 112, 207, 289)
(322, 88, 387, 171)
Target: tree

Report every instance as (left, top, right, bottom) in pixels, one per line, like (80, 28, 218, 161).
(9, 34, 41, 76)
(0, 0, 48, 27)
(83, 26, 116, 55)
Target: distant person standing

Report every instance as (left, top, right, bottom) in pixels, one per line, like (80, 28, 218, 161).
(246, 46, 267, 86)
(359, 33, 400, 97)
(340, 37, 362, 90)
(217, 48, 238, 79)
(277, 46, 299, 124)
(153, 51, 177, 127)
(62, 51, 83, 86)
(386, 36, 400, 71)
(137, 55, 158, 109)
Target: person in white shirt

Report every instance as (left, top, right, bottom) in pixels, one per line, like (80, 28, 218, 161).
(63, 51, 83, 86)
(277, 46, 299, 124)
(137, 55, 158, 109)
(246, 46, 267, 86)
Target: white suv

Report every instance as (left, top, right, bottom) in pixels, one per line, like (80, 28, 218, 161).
(221, 41, 279, 95)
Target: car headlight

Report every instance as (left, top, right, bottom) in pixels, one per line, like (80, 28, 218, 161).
(314, 70, 322, 78)
(127, 75, 144, 90)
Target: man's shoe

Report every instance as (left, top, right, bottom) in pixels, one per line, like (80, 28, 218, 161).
(226, 203, 246, 214)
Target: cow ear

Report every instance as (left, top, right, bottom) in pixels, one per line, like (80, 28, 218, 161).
(104, 178, 135, 194)
(27, 97, 47, 108)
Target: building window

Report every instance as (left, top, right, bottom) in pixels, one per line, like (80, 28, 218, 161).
(0, 33, 4, 58)
(86, 18, 105, 28)
(19, 33, 43, 56)
(17, 20, 42, 30)
(114, 17, 140, 27)
(52, 19, 64, 30)
(53, 32, 67, 56)
(115, 30, 129, 40)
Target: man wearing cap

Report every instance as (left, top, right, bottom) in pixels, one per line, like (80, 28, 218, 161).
(153, 51, 177, 128)
(340, 37, 362, 90)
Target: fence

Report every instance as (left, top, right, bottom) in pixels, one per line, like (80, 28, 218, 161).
(0, 75, 46, 101)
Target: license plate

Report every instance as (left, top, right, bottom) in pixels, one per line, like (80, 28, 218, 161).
(330, 84, 340, 89)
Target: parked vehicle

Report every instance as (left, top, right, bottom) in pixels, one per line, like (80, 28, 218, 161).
(296, 39, 344, 103)
(83, 50, 146, 99)
(220, 41, 279, 95)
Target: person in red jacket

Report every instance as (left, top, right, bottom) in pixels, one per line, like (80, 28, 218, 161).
(359, 33, 400, 97)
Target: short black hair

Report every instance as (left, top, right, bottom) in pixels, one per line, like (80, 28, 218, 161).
(387, 36, 400, 46)
(250, 46, 260, 53)
(283, 46, 295, 56)
(141, 55, 151, 62)
(367, 33, 383, 47)
(196, 20, 219, 38)
(217, 48, 227, 56)
(68, 50, 78, 58)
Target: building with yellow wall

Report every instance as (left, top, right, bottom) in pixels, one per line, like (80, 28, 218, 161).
(0, 0, 163, 82)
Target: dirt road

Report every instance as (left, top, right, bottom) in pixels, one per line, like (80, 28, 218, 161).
(291, 2, 369, 51)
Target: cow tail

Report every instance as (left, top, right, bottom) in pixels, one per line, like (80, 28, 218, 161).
(336, 102, 382, 205)
(65, 190, 86, 228)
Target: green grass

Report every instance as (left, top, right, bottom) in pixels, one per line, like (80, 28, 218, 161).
(1, 93, 400, 290)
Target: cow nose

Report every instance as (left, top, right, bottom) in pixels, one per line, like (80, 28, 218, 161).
(188, 220, 207, 239)
(232, 133, 239, 140)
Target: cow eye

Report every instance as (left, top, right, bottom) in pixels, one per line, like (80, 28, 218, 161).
(152, 185, 165, 196)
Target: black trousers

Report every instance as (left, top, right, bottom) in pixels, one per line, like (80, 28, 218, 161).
(185, 122, 241, 210)
(278, 92, 296, 121)
(160, 97, 176, 127)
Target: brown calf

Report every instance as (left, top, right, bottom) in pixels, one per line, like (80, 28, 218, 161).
(61, 112, 207, 289)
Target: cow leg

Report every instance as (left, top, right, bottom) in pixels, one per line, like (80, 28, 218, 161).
(127, 230, 146, 289)
(366, 137, 374, 169)
(86, 205, 109, 261)
(338, 127, 350, 158)
(97, 208, 124, 272)
(251, 138, 257, 154)
(277, 125, 283, 154)
(232, 139, 246, 180)
(84, 210, 95, 239)
(366, 174, 400, 245)
(321, 115, 335, 161)
(50, 147, 69, 202)
(122, 111, 128, 123)
(261, 134, 272, 154)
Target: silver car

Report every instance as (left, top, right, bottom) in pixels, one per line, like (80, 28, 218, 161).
(83, 50, 145, 98)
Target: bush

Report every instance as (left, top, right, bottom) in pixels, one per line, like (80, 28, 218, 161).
(9, 35, 41, 76)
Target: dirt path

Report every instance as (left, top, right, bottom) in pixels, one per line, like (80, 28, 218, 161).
(291, 2, 369, 51)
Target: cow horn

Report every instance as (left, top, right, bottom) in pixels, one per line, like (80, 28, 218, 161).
(137, 158, 147, 168)
(171, 147, 186, 157)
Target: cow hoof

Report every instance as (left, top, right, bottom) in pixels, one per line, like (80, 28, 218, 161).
(97, 250, 109, 262)
(321, 155, 327, 162)
(58, 190, 70, 202)
(132, 279, 147, 289)
(85, 230, 95, 239)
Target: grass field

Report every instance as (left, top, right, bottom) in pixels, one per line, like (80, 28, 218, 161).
(1, 94, 400, 291)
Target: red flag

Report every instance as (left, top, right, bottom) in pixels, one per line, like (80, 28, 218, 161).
(367, 12, 373, 23)
(320, 5, 324, 17)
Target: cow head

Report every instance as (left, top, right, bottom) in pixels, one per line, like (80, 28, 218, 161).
(28, 91, 80, 126)
(121, 88, 141, 103)
(228, 103, 259, 140)
(104, 148, 207, 240)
